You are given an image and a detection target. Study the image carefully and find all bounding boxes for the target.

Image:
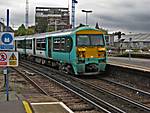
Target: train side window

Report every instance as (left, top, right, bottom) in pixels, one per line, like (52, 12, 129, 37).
(53, 37, 73, 52)
(26, 39, 32, 49)
(17, 40, 25, 48)
(53, 37, 61, 51)
(65, 37, 73, 52)
(61, 38, 65, 51)
(17, 41, 21, 48)
(36, 38, 46, 50)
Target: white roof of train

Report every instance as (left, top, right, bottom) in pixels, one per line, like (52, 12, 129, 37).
(15, 29, 73, 40)
(14, 27, 100, 40)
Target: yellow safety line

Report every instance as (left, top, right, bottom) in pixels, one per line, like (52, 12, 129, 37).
(23, 101, 32, 113)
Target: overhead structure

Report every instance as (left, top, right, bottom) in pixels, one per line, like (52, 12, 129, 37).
(25, 0, 29, 28)
(71, 0, 78, 28)
(82, 10, 92, 25)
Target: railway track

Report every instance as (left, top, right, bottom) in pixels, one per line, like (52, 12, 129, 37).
(14, 63, 108, 113)
(15, 60, 150, 113)
(18, 61, 126, 113)
(84, 77, 150, 107)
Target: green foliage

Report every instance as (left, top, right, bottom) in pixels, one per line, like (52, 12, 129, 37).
(15, 24, 26, 36)
(15, 24, 35, 36)
(47, 26, 55, 32)
(26, 27, 35, 35)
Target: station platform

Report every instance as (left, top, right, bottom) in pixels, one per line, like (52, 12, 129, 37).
(0, 100, 73, 113)
(0, 92, 73, 113)
(108, 57, 150, 72)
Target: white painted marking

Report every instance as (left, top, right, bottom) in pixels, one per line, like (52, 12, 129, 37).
(31, 102, 74, 113)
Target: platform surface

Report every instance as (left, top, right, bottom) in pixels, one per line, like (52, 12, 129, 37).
(108, 57, 150, 72)
(31, 102, 74, 113)
(0, 100, 26, 113)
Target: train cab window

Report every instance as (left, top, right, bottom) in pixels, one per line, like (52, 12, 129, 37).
(91, 35, 104, 46)
(36, 38, 46, 50)
(77, 35, 90, 46)
(77, 34, 104, 46)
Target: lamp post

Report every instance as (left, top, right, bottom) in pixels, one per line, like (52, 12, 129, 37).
(82, 10, 92, 25)
(129, 37, 132, 61)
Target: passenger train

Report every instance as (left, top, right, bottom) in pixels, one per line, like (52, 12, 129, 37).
(15, 27, 107, 75)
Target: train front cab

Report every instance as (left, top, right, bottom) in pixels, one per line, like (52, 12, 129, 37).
(73, 29, 107, 75)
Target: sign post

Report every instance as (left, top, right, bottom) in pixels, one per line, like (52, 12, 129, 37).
(0, 9, 19, 101)
(6, 9, 9, 101)
(3, 68, 9, 101)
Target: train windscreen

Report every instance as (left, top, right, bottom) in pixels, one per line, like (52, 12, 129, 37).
(77, 34, 104, 46)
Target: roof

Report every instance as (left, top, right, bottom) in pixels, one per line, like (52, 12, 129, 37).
(114, 33, 150, 42)
(15, 26, 100, 40)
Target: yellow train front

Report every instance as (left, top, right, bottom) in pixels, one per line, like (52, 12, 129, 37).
(72, 27, 107, 75)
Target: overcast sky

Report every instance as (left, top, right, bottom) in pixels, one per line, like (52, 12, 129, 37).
(0, 0, 150, 33)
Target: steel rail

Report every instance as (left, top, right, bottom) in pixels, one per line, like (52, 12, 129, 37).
(72, 77, 150, 112)
(101, 78, 150, 96)
(21, 60, 150, 113)
(19, 61, 125, 113)
(12, 67, 49, 96)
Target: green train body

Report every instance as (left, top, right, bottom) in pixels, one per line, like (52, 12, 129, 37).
(15, 27, 107, 75)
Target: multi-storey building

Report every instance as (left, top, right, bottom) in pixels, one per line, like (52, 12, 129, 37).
(35, 7, 70, 33)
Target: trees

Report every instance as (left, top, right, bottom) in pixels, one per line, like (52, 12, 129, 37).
(15, 24, 26, 36)
(15, 24, 35, 36)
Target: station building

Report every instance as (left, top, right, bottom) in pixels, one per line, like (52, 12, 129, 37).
(35, 7, 70, 33)
(113, 33, 150, 50)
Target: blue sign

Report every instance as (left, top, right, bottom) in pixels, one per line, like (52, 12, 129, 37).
(0, 32, 14, 50)
(1, 33, 13, 44)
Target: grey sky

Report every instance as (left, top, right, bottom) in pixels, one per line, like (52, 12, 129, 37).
(0, 0, 150, 33)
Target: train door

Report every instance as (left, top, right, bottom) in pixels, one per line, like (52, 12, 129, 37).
(33, 38, 36, 55)
(24, 39, 26, 56)
(48, 37, 51, 57)
(14, 40, 17, 51)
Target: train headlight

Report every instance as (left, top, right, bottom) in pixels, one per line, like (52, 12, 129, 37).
(98, 52, 105, 58)
(97, 47, 106, 58)
(98, 47, 106, 51)
(78, 51, 85, 58)
(77, 47, 86, 58)
(78, 48, 86, 51)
